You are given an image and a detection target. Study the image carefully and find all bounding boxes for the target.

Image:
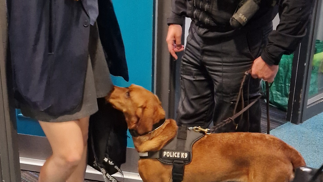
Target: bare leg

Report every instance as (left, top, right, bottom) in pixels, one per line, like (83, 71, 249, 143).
(66, 117, 90, 182)
(38, 117, 89, 182)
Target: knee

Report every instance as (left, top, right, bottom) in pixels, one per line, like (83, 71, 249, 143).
(55, 150, 84, 169)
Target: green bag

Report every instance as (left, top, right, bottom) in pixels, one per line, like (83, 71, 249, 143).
(262, 40, 323, 110)
(261, 54, 293, 111)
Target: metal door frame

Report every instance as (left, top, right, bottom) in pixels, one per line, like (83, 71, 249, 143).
(287, 0, 323, 124)
(299, 0, 323, 122)
(154, 0, 186, 119)
(0, 0, 21, 181)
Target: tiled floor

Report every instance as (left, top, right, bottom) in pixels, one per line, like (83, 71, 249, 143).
(260, 99, 287, 133)
(21, 170, 98, 182)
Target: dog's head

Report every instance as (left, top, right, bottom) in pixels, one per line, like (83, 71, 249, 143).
(107, 84, 165, 135)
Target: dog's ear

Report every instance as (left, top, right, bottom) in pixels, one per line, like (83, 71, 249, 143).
(135, 100, 159, 135)
(154, 94, 161, 104)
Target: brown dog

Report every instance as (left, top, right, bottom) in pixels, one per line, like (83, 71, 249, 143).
(107, 84, 305, 182)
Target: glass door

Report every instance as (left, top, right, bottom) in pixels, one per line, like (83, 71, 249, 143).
(300, 0, 323, 121)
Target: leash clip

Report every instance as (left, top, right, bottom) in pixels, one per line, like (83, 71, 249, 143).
(191, 126, 211, 135)
(245, 70, 251, 75)
(235, 123, 239, 130)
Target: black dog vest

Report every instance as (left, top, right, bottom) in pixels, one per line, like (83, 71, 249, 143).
(139, 126, 205, 182)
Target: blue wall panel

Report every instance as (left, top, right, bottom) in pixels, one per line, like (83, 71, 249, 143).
(111, 0, 154, 90)
(111, 0, 154, 148)
(16, 110, 46, 137)
(16, 0, 154, 149)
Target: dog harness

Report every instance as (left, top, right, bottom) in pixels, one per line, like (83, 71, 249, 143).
(139, 125, 205, 182)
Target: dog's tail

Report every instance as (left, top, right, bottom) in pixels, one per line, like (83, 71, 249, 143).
(283, 144, 306, 181)
(284, 144, 306, 169)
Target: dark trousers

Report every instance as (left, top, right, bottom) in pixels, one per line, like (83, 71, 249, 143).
(176, 23, 273, 132)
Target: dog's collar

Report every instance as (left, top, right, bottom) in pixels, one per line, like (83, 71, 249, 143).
(129, 118, 166, 137)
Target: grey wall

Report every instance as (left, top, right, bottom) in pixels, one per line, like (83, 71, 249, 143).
(316, 2, 323, 40)
(184, 18, 191, 46)
(273, 15, 279, 30)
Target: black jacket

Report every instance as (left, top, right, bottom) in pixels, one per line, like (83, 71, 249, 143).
(167, 0, 315, 65)
(8, 0, 128, 116)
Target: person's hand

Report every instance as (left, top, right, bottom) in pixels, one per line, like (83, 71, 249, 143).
(166, 24, 184, 60)
(251, 56, 279, 83)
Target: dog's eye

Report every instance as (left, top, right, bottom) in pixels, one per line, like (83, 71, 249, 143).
(126, 91, 130, 98)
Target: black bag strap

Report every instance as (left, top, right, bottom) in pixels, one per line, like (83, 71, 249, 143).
(172, 125, 188, 182)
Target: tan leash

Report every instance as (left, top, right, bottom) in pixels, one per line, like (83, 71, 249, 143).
(211, 71, 271, 134)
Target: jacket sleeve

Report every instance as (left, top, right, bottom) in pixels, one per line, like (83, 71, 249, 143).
(167, 0, 187, 26)
(97, 0, 129, 81)
(261, 0, 315, 65)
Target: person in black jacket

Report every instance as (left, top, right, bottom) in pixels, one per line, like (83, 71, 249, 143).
(166, 0, 314, 132)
